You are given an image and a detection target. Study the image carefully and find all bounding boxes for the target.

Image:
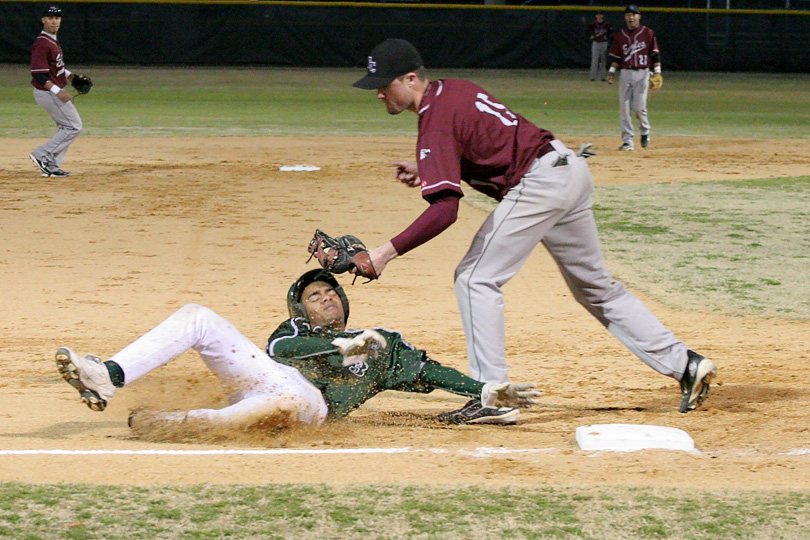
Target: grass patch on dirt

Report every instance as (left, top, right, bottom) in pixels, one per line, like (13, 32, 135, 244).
(467, 176, 810, 321)
(1, 66, 808, 139)
(1, 482, 809, 540)
(593, 176, 810, 320)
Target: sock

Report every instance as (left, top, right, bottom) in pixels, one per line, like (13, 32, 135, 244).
(104, 360, 125, 387)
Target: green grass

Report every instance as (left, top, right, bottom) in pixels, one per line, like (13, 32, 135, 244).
(1, 66, 808, 138)
(593, 176, 810, 320)
(1, 482, 809, 540)
(468, 175, 810, 320)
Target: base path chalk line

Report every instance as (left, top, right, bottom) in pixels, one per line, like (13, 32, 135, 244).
(0, 447, 554, 457)
(0, 447, 807, 457)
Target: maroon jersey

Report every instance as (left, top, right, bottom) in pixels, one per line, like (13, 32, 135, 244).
(416, 79, 554, 202)
(588, 21, 612, 43)
(609, 26, 659, 70)
(390, 79, 554, 255)
(30, 32, 67, 90)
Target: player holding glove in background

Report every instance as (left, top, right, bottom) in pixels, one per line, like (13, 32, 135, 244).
(29, 5, 90, 178)
(606, 4, 661, 151)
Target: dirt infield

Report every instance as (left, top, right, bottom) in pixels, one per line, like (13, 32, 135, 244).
(1, 136, 808, 489)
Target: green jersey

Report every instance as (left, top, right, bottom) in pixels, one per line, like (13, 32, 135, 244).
(266, 318, 436, 419)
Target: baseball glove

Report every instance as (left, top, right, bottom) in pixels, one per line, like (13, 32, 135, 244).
(71, 74, 93, 95)
(649, 72, 663, 91)
(307, 229, 379, 282)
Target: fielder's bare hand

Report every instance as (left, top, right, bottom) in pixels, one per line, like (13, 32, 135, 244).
(360, 242, 399, 278)
(393, 161, 420, 187)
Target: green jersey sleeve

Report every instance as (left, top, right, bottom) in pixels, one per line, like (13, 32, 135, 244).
(265, 319, 437, 419)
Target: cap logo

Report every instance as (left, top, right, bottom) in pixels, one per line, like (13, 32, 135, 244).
(367, 56, 377, 74)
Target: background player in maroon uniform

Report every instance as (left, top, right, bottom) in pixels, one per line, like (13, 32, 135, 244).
(29, 5, 82, 178)
(588, 12, 613, 81)
(606, 5, 661, 151)
(352, 38, 716, 421)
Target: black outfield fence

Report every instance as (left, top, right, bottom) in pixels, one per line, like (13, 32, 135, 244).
(2, 1, 808, 71)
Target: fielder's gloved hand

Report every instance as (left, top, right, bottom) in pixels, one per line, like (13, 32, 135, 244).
(71, 74, 93, 95)
(331, 329, 387, 366)
(649, 72, 664, 91)
(481, 382, 541, 408)
(307, 229, 378, 283)
(577, 143, 597, 159)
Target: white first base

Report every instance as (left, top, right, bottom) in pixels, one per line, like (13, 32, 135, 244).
(576, 424, 695, 452)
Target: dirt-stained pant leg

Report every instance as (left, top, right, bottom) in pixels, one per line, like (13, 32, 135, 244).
(455, 141, 688, 384)
(618, 69, 651, 146)
(32, 89, 82, 167)
(109, 304, 328, 427)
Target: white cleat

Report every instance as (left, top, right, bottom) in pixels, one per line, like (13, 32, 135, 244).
(55, 347, 115, 411)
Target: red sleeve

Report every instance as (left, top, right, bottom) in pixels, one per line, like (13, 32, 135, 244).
(390, 194, 460, 256)
(30, 37, 50, 74)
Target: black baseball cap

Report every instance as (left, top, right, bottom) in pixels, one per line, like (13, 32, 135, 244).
(353, 39, 424, 90)
(625, 4, 641, 13)
(42, 5, 63, 16)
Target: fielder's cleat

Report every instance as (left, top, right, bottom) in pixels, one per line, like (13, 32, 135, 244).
(29, 153, 50, 175)
(619, 143, 634, 151)
(436, 398, 521, 425)
(55, 347, 115, 411)
(47, 168, 70, 178)
(679, 350, 717, 413)
(641, 134, 650, 148)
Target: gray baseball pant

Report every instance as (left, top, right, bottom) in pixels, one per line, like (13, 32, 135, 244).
(32, 89, 83, 168)
(590, 41, 609, 80)
(618, 68, 651, 147)
(454, 139, 688, 384)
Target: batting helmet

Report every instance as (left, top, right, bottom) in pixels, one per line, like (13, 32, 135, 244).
(42, 5, 63, 16)
(287, 269, 350, 324)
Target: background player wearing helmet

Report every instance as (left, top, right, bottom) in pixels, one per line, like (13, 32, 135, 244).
(353, 38, 716, 420)
(29, 5, 83, 178)
(54, 270, 538, 438)
(606, 5, 661, 151)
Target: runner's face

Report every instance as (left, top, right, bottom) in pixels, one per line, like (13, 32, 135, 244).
(376, 75, 415, 115)
(301, 281, 345, 329)
(42, 16, 61, 34)
(625, 13, 640, 29)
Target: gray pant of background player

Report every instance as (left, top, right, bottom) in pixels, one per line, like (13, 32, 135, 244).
(590, 41, 609, 80)
(32, 89, 83, 169)
(454, 139, 689, 385)
(618, 68, 651, 148)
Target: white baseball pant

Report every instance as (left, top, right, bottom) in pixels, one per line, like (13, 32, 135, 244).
(32, 89, 83, 168)
(454, 139, 689, 384)
(110, 304, 328, 427)
(618, 68, 651, 147)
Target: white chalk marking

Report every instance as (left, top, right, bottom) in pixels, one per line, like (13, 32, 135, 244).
(0, 447, 554, 457)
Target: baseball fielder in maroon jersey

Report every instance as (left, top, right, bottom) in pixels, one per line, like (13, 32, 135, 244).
(29, 5, 82, 178)
(588, 12, 613, 81)
(352, 38, 716, 421)
(606, 4, 660, 151)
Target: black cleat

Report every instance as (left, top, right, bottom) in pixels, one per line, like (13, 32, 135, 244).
(679, 350, 717, 413)
(436, 398, 520, 425)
